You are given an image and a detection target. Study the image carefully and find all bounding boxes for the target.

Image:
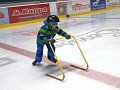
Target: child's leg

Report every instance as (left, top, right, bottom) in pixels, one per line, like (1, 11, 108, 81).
(35, 41, 44, 62)
(46, 43, 56, 60)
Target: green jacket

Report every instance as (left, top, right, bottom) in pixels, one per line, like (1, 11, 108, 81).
(37, 20, 67, 44)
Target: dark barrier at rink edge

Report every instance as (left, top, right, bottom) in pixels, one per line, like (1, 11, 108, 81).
(55, 28, 120, 48)
(0, 0, 62, 3)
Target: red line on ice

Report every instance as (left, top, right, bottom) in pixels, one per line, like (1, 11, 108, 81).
(0, 42, 120, 88)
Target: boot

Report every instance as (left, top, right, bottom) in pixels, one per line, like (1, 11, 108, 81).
(50, 58, 57, 63)
(32, 60, 37, 66)
(48, 55, 57, 63)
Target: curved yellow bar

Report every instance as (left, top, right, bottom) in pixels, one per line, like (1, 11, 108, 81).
(46, 35, 89, 81)
(55, 36, 89, 71)
(46, 42, 65, 81)
(70, 36, 89, 71)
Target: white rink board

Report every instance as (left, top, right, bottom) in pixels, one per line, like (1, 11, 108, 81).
(106, 0, 120, 8)
(67, 0, 90, 15)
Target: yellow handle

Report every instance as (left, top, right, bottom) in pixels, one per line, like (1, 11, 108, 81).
(55, 36, 89, 71)
(70, 36, 89, 71)
(46, 35, 89, 81)
(46, 42, 65, 81)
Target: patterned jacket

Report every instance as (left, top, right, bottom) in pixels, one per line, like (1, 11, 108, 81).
(37, 20, 67, 44)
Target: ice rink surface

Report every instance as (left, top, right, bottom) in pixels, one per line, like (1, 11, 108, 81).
(0, 8, 120, 90)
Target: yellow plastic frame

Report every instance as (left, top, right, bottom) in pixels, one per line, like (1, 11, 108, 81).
(46, 41, 65, 81)
(46, 35, 89, 81)
(70, 36, 89, 71)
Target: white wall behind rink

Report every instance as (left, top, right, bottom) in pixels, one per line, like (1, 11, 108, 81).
(0, 0, 120, 25)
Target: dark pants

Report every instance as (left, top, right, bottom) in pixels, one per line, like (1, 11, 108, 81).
(35, 41, 55, 62)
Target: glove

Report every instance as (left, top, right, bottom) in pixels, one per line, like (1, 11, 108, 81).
(46, 39, 56, 44)
(50, 39, 56, 43)
(65, 34, 71, 39)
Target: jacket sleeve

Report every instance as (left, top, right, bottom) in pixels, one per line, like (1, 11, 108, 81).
(57, 28, 67, 37)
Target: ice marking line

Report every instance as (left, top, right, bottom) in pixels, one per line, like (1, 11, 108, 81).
(0, 57, 16, 67)
(0, 42, 120, 88)
(56, 27, 120, 48)
(74, 17, 120, 19)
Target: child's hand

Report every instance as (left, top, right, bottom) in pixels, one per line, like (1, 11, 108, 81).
(65, 34, 71, 39)
(46, 39, 56, 44)
(50, 39, 56, 43)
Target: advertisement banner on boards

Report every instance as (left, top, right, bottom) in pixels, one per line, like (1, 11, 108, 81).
(72, 0, 82, 13)
(81, 0, 90, 12)
(56, 2, 67, 16)
(106, 0, 120, 8)
(0, 7, 9, 25)
(67, 0, 90, 15)
(90, 0, 106, 10)
(8, 3, 50, 23)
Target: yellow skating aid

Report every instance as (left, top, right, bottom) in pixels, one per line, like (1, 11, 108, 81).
(46, 35, 89, 81)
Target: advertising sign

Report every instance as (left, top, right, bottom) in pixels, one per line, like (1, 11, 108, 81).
(0, 7, 9, 25)
(71, 0, 82, 14)
(56, 2, 67, 16)
(8, 3, 50, 23)
(106, 0, 119, 8)
(67, 0, 90, 15)
(0, 12, 4, 18)
(81, 0, 90, 12)
(90, 0, 106, 10)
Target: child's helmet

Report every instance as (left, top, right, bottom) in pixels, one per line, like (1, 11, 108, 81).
(47, 15, 60, 22)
